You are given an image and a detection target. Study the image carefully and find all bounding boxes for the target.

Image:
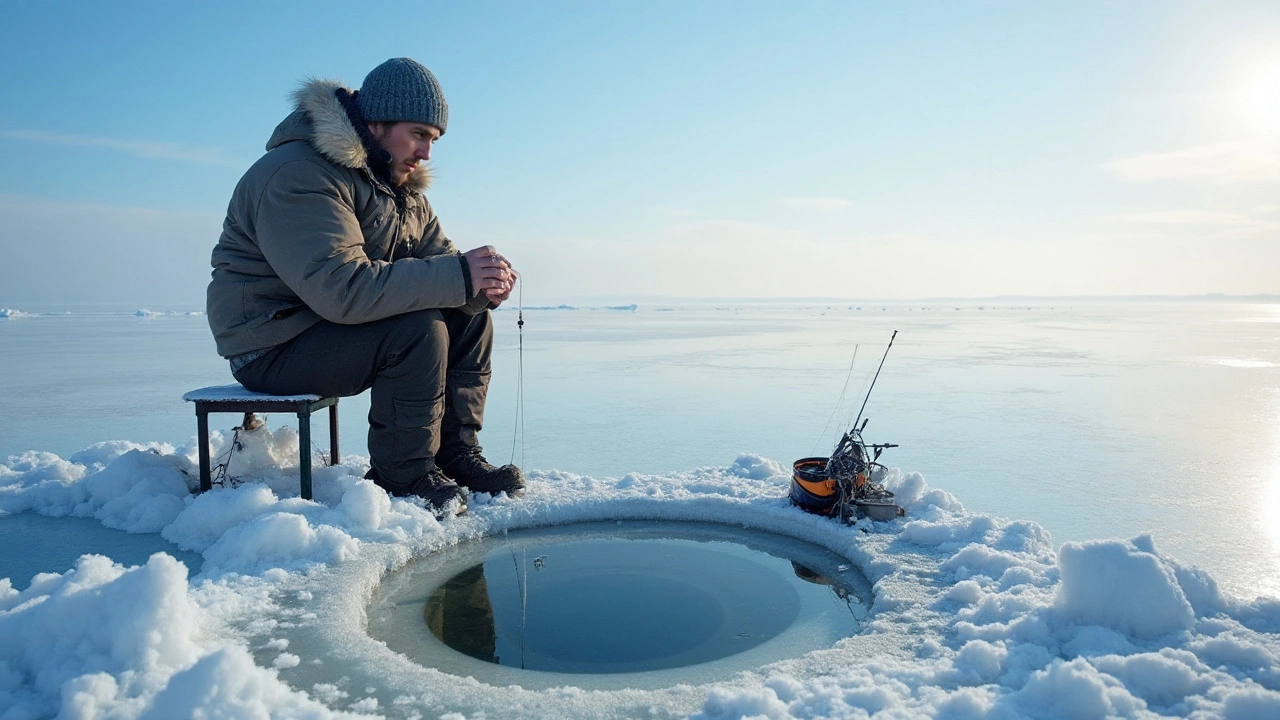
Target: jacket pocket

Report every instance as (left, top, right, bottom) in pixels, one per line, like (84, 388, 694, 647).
(245, 301, 306, 335)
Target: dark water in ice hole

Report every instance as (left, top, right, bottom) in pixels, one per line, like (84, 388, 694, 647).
(368, 522, 873, 678)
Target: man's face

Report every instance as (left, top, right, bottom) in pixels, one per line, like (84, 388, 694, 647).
(370, 122, 440, 185)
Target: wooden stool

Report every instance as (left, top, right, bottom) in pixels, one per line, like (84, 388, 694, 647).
(183, 384, 339, 500)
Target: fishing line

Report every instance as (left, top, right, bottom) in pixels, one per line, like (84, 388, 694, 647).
(508, 545, 528, 669)
(812, 344, 859, 454)
(842, 373, 873, 435)
(510, 276, 525, 469)
(852, 330, 897, 432)
(520, 546, 528, 668)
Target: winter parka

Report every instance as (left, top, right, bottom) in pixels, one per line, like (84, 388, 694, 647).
(206, 79, 488, 359)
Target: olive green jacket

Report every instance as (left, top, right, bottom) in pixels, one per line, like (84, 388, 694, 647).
(206, 79, 488, 358)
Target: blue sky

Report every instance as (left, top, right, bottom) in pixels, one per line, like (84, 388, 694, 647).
(1, 1, 1277, 305)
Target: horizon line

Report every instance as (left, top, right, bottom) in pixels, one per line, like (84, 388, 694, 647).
(4, 292, 1279, 311)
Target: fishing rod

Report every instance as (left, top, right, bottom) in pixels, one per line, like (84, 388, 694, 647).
(851, 330, 897, 433)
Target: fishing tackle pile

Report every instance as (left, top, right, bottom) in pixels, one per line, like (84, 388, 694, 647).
(790, 331, 904, 522)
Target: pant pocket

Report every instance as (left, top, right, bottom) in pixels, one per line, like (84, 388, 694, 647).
(391, 397, 444, 462)
(394, 398, 442, 427)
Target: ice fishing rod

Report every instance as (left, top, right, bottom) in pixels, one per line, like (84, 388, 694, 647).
(851, 330, 897, 434)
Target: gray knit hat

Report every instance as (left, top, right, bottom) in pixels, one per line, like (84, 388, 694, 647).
(356, 57, 449, 134)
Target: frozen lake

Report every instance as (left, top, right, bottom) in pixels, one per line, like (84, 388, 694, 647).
(2, 299, 1278, 599)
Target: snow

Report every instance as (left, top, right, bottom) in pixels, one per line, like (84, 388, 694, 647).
(182, 384, 328, 403)
(2, 426, 1279, 719)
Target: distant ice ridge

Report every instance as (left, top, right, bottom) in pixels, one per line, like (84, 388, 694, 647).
(1, 432, 1278, 719)
(1, 308, 203, 319)
(134, 308, 204, 317)
(498, 303, 638, 311)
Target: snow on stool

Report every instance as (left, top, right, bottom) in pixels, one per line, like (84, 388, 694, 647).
(183, 384, 340, 500)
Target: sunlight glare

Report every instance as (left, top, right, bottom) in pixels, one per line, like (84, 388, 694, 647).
(1231, 53, 1280, 133)
(1265, 398, 1280, 568)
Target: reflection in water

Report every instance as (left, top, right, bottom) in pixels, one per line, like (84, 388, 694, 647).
(791, 561, 860, 605)
(790, 560, 872, 629)
(424, 564, 497, 664)
(418, 534, 866, 674)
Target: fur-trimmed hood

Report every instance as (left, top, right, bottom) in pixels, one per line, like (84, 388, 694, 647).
(266, 78, 432, 194)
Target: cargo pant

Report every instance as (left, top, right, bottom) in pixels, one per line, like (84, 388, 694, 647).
(233, 308, 492, 486)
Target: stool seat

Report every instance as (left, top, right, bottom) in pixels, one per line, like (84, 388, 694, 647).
(185, 383, 340, 500)
(183, 384, 327, 403)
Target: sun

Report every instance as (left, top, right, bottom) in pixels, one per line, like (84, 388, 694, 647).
(1232, 52, 1280, 134)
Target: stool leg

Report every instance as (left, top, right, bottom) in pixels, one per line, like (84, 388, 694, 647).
(329, 401, 340, 466)
(197, 410, 212, 493)
(298, 410, 313, 500)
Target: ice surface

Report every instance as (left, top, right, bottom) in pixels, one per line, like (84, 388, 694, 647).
(2, 432, 1279, 719)
(2, 301, 1279, 717)
(4, 302, 1279, 601)
(0, 513, 203, 590)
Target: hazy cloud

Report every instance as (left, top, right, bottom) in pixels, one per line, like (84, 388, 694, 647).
(1, 129, 247, 169)
(1104, 141, 1280, 184)
(0, 193, 220, 304)
(1098, 207, 1279, 243)
(780, 196, 852, 210)
(455, 209, 1280, 299)
(1114, 210, 1254, 226)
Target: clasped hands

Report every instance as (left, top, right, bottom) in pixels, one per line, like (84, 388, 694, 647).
(462, 245, 518, 306)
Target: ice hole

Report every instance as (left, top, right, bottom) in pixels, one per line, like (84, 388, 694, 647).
(367, 521, 872, 689)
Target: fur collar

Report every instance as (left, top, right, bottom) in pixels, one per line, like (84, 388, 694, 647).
(290, 78, 432, 194)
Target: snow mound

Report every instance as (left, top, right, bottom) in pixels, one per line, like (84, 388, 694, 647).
(1055, 536, 1212, 640)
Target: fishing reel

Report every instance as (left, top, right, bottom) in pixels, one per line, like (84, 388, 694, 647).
(827, 418, 897, 491)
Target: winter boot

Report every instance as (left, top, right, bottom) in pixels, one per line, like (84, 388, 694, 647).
(437, 445, 525, 496)
(365, 467, 468, 518)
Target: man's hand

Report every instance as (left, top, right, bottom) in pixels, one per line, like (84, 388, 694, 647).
(484, 266, 517, 306)
(463, 246, 517, 307)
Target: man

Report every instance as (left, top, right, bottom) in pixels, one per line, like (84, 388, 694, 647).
(206, 57, 523, 516)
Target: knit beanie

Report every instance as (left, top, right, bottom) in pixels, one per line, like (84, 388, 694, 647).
(356, 57, 449, 134)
